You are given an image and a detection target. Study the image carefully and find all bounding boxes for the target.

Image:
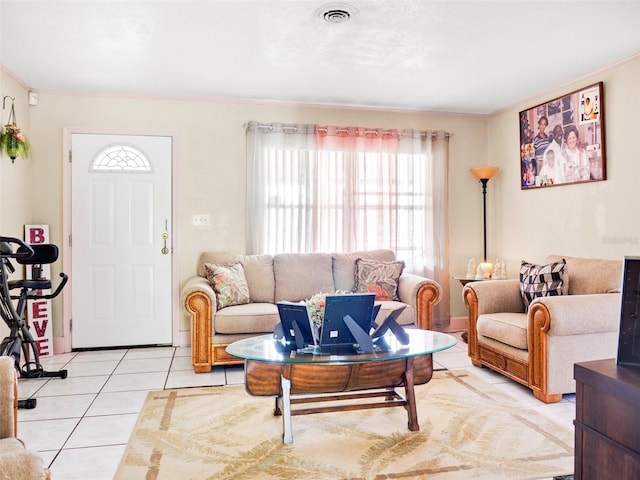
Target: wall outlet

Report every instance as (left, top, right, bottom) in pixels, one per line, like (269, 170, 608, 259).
(192, 214, 210, 227)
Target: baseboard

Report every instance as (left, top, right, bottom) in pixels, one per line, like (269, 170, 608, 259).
(178, 330, 191, 347)
(439, 316, 467, 333)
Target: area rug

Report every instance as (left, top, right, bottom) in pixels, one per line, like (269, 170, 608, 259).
(114, 370, 574, 480)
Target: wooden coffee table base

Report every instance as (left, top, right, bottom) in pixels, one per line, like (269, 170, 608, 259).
(244, 354, 433, 444)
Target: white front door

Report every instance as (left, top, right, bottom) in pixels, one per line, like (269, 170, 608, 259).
(71, 134, 172, 348)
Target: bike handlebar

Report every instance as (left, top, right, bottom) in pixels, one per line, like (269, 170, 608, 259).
(37, 273, 69, 300)
(0, 236, 35, 258)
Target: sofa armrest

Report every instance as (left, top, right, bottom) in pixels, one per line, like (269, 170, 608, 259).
(530, 293, 621, 336)
(180, 276, 217, 373)
(397, 273, 441, 330)
(179, 275, 217, 315)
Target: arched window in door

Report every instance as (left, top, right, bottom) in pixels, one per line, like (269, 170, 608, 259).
(90, 144, 152, 172)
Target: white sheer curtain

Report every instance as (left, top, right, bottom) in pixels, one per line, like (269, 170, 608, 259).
(245, 123, 317, 254)
(246, 122, 450, 328)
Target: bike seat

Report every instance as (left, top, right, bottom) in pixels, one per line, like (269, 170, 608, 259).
(15, 244, 59, 265)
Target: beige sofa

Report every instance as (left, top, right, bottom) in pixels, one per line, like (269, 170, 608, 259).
(463, 255, 622, 403)
(180, 249, 441, 372)
(0, 357, 51, 480)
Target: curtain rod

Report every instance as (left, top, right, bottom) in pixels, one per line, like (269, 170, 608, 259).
(245, 122, 452, 140)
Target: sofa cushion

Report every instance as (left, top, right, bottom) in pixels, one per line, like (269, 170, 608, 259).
(214, 303, 280, 335)
(204, 263, 251, 310)
(332, 249, 397, 292)
(273, 253, 334, 302)
(354, 258, 405, 301)
(477, 312, 528, 350)
(545, 255, 622, 295)
(198, 252, 275, 303)
(520, 259, 568, 309)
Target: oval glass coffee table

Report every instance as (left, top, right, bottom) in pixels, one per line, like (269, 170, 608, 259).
(227, 329, 456, 444)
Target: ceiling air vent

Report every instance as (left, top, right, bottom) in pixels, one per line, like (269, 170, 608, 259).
(316, 3, 359, 24)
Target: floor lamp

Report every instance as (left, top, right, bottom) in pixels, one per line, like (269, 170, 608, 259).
(470, 165, 499, 278)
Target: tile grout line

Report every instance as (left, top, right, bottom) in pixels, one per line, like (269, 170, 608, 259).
(40, 348, 132, 468)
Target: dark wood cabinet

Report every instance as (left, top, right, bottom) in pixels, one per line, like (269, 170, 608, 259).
(574, 358, 640, 479)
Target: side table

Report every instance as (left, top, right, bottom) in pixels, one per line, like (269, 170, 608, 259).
(452, 276, 482, 343)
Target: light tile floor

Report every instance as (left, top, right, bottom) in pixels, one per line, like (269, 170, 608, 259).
(14, 332, 575, 480)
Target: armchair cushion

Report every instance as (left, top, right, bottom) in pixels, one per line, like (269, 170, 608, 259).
(519, 259, 568, 308)
(477, 312, 528, 350)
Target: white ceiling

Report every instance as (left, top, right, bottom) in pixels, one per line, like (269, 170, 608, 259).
(1, 0, 639, 115)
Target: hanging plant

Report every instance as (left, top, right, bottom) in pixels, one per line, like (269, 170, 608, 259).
(1, 96, 31, 162)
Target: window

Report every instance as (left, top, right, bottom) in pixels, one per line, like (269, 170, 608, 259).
(245, 122, 449, 279)
(90, 144, 151, 172)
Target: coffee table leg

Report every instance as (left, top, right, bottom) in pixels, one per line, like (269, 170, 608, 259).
(404, 357, 419, 431)
(281, 375, 294, 444)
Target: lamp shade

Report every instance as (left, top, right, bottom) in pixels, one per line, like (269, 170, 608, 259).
(470, 165, 499, 180)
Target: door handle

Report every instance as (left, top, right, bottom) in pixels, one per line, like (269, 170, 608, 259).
(161, 232, 169, 254)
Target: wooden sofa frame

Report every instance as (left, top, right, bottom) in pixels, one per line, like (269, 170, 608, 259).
(186, 282, 441, 372)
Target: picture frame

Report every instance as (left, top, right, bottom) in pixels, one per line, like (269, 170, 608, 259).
(519, 81, 606, 189)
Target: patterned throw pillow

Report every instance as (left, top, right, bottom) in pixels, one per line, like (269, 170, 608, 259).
(519, 259, 568, 309)
(203, 262, 250, 310)
(354, 258, 405, 301)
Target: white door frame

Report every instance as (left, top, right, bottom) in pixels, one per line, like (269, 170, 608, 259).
(61, 127, 180, 352)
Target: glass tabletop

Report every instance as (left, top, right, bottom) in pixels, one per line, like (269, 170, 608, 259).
(226, 329, 457, 364)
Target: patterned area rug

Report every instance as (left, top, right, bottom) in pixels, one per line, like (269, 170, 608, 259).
(115, 370, 574, 480)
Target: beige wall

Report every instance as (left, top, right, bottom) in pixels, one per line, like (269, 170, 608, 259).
(0, 73, 31, 238)
(0, 74, 488, 342)
(0, 74, 32, 340)
(486, 55, 640, 304)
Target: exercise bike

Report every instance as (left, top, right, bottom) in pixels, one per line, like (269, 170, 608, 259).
(0, 236, 68, 408)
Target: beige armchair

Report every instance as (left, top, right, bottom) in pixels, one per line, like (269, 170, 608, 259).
(0, 356, 51, 480)
(463, 255, 622, 403)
